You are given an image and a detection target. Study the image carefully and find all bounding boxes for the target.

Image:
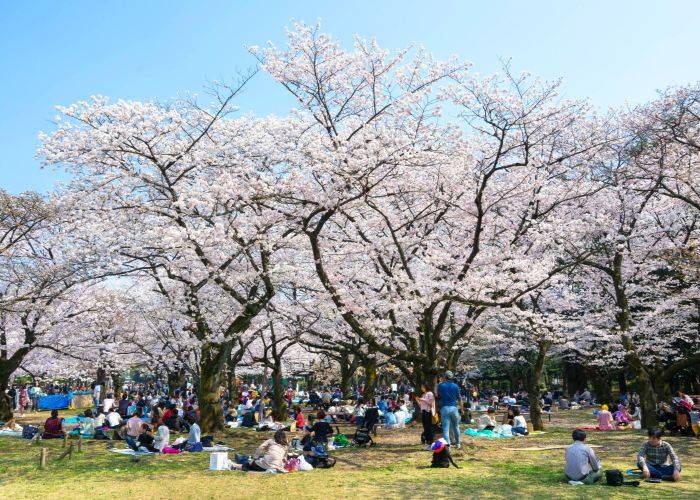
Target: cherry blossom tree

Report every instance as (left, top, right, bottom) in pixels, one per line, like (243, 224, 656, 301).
(38, 78, 303, 432)
(253, 23, 608, 389)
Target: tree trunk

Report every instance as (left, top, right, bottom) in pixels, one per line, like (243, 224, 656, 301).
(167, 368, 187, 397)
(362, 358, 377, 401)
(271, 361, 287, 421)
(527, 341, 549, 431)
(563, 361, 587, 395)
(198, 342, 231, 434)
(617, 371, 628, 395)
(0, 371, 13, 421)
(111, 372, 122, 394)
(622, 339, 657, 428)
(589, 369, 613, 406)
(339, 360, 355, 399)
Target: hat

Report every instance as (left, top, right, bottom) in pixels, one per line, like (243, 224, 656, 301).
(444, 370, 454, 379)
(431, 438, 447, 453)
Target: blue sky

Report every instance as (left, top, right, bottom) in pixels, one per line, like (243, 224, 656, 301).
(2, 0, 699, 193)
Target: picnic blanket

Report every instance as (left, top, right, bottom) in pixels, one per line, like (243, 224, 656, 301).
(0, 429, 23, 438)
(464, 429, 546, 439)
(464, 429, 512, 438)
(108, 448, 156, 456)
(577, 427, 631, 431)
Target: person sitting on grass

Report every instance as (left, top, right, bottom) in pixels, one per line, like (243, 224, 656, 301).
(614, 404, 632, 426)
(596, 404, 615, 430)
(136, 424, 159, 452)
(125, 407, 144, 442)
(43, 409, 65, 439)
(564, 429, 602, 484)
(78, 409, 95, 437)
(638, 427, 681, 481)
(106, 406, 124, 429)
(94, 409, 107, 428)
(512, 408, 528, 435)
(384, 407, 398, 427)
(153, 424, 170, 452)
(291, 405, 305, 430)
(478, 407, 497, 431)
(304, 410, 334, 444)
(232, 429, 288, 472)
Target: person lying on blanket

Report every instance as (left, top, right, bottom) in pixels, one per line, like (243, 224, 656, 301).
(231, 429, 288, 472)
(596, 405, 615, 430)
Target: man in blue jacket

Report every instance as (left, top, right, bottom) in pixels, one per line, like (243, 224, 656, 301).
(437, 371, 463, 449)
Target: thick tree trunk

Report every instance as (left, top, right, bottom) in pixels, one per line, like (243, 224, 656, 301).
(111, 372, 122, 394)
(339, 360, 355, 399)
(271, 362, 287, 421)
(590, 369, 613, 406)
(526, 341, 549, 431)
(617, 371, 628, 395)
(362, 358, 377, 401)
(622, 338, 657, 428)
(563, 361, 587, 395)
(198, 342, 231, 434)
(0, 374, 13, 421)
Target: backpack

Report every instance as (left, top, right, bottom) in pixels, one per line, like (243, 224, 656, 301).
(431, 447, 459, 468)
(305, 454, 336, 469)
(353, 427, 374, 447)
(22, 425, 39, 440)
(605, 469, 639, 487)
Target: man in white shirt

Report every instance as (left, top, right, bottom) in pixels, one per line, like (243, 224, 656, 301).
(106, 408, 123, 429)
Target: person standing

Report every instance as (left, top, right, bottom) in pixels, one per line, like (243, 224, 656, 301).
(29, 382, 41, 412)
(415, 384, 436, 448)
(18, 386, 30, 417)
(437, 371, 462, 449)
(92, 381, 102, 416)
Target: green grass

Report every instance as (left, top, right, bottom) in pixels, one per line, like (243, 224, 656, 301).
(0, 409, 698, 499)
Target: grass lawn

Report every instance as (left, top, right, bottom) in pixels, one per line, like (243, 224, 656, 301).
(0, 408, 698, 499)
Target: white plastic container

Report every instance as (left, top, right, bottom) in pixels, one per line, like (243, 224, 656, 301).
(209, 451, 229, 470)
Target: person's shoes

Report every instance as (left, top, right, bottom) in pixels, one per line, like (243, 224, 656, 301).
(568, 480, 584, 485)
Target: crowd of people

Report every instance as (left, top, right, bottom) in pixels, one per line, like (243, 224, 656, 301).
(2, 372, 697, 481)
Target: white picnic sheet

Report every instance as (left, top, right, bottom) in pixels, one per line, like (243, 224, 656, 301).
(108, 448, 156, 456)
(203, 445, 232, 451)
(0, 429, 23, 437)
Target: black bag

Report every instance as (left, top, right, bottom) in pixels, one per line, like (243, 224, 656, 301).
(353, 427, 374, 447)
(431, 448, 459, 468)
(606, 469, 624, 486)
(605, 469, 639, 487)
(305, 454, 336, 469)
